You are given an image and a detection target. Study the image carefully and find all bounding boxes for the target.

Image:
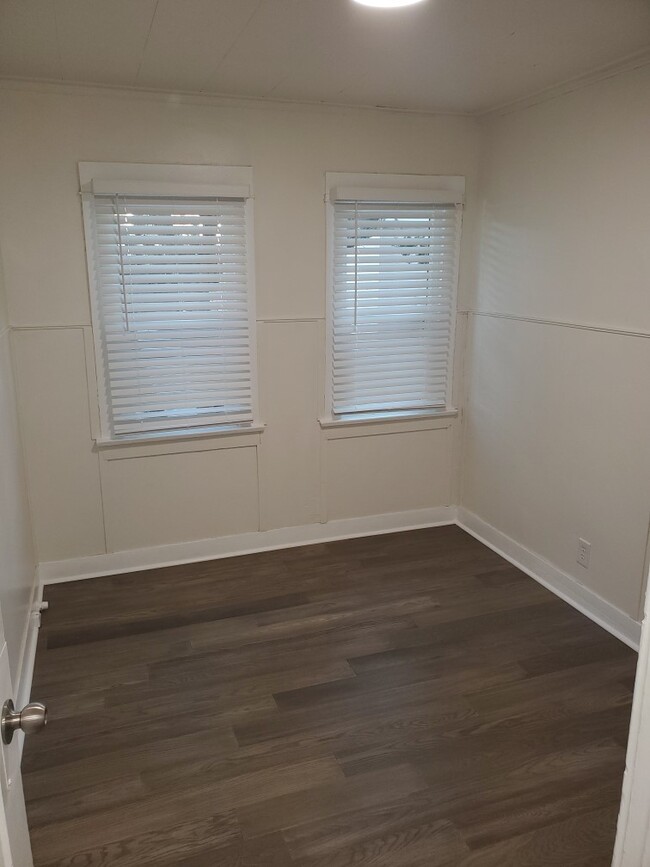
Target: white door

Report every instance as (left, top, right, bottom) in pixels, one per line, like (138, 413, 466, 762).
(0, 613, 34, 867)
(613, 569, 650, 865)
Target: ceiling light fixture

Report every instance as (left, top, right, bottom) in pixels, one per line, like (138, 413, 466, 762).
(352, 0, 427, 7)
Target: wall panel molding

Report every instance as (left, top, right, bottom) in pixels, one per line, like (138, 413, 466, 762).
(465, 311, 650, 340)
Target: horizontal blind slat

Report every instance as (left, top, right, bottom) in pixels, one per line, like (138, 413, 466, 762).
(331, 200, 460, 415)
(88, 193, 254, 437)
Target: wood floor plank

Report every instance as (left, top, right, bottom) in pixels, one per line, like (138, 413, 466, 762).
(453, 776, 625, 850)
(37, 814, 241, 867)
(295, 816, 469, 867)
(23, 526, 636, 866)
(457, 804, 620, 866)
(173, 832, 295, 867)
(236, 763, 429, 839)
(23, 727, 240, 799)
(29, 756, 343, 861)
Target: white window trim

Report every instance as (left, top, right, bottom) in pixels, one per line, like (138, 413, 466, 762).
(93, 423, 267, 450)
(318, 408, 458, 429)
(324, 171, 464, 425)
(324, 172, 465, 205)
(79, 162, 262, 444)
(79, 162, 254, 197)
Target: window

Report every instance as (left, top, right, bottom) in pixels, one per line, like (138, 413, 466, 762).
(80, 163, 257, 441)
(326, 173, 463, 419)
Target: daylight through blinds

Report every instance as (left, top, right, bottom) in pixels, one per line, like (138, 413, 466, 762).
(331, 200, 461, 415)
(87, 194, 253, 437)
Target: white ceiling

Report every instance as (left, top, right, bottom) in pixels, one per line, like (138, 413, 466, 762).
(1, 0, 649, 114)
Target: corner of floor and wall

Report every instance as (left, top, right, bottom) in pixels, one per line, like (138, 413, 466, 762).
(456, 61, 650, 653)
(1, 61, 649, 718)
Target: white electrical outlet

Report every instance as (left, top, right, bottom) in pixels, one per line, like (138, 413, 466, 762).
(577, 538, 591, 569)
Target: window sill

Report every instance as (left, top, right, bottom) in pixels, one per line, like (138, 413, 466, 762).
(95, 423, 265, 451)
(319, 408, 458, 430)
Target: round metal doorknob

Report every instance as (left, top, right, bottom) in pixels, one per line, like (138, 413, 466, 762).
(1, 699, 48, 744)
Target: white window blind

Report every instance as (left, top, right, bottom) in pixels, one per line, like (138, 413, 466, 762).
(330, 200, 461, 416)
(84, 194, 255, 439)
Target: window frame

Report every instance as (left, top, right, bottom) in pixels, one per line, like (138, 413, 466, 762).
(79, 162, 260, 445)
(324, 172, 464, 424)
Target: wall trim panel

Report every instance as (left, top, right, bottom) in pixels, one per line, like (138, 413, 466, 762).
(458, 507, 641, 650)
(39, 506, 458, 584)
(465, 310, 650, 340)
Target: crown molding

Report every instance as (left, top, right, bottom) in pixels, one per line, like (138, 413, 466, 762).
(478, 47, 650, 119)
(0, 76, 471, 120)
(1, 45, 648, 121)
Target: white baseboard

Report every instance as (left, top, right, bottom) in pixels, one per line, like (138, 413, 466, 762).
(36, 504, 641, 652)
(457, 507, 641, 651)
(38, 506, 458, 585)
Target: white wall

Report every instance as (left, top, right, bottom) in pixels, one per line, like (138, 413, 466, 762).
(0, 244, 37, 688)
(5, 72, 645, 630)
(462, 65, 650, 621)
(0, 83, 480, 566)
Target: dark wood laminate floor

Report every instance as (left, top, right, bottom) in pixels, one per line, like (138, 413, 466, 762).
(23, 526, 636, 866)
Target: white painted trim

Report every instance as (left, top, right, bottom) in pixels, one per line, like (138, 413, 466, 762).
(319, 409, 458, 429)
(444, 205, 463, 411)
(457, 508, 641, 650)
(466, 310, 650, 340)
(324, 190, 335, 421)
(79, 162, 254, 196)
(0, 76, 472, 119)
(35, 505, 641, 652)
(612, 574, 650, 866)
(95, 424, 265, 454)
(1, 48, 649, 123)
(244, 195, 261, 431)
(38, 506, 458, 585)
(325, 172, 465, 203)
(478, 46, 650, 118)
(2, 46, 648, 122)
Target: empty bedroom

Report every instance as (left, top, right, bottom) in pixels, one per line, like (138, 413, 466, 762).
(0, 1, 649, 865)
